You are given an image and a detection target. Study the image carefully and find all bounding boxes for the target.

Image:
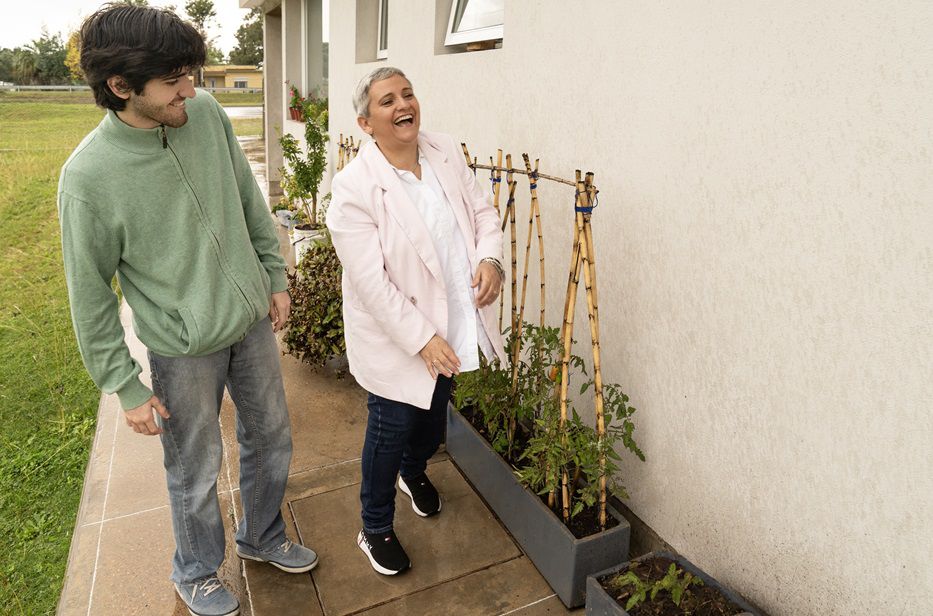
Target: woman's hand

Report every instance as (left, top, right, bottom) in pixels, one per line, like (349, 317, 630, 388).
(472, 261, 502, 308)
(419, 335, 461, 380)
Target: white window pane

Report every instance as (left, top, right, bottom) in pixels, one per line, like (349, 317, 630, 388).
(378, 0, 389, 51)
(452, 0, 503, 33)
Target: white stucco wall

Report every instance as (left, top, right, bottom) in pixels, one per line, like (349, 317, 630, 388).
(326, 2, 933, 614)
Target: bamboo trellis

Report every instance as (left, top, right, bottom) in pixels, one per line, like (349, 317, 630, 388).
(336, 133, 360, 171)
(460, 144, 609, 528)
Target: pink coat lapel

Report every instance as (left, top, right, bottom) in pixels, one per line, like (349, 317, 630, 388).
(360, 141, 445, 284)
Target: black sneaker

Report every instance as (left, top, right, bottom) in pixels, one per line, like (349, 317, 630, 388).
(357, 529, 411, 575)
(398, 473, 441, 517)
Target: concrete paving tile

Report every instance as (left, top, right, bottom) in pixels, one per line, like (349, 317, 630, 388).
(506, 595, 580, 615)
(88, 493, 248, 615)
(75, 395, 119, 525)
(291, 460, 521, 616)
(243, 558, 323, 616)
(280, 352, 368, 474)
(101, 416, 168, 520)
(56, 522, 99, 615)
(284, 458, 362, 503)
(356, 556, 556, 616)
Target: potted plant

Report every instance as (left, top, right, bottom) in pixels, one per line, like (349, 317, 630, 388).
(287, 84, 304, 121)
(283, 228, 346, 367)
(449, 323, 645, 608)
(271, 200, 294, 228)
(585, 552, 761, 615)
(279, 105, 329, 263)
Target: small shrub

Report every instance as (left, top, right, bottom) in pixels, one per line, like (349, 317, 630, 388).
(283, 232, 345, 367)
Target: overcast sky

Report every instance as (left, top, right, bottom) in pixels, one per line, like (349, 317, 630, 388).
(0, 0, 329, 55)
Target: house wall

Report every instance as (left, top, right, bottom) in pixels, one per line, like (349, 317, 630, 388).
(327, 2, 933, 615)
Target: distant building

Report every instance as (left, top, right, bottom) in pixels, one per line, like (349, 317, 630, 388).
(201, 65, 263, 89)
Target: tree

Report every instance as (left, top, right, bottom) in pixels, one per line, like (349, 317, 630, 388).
(0, 48, 15, 83)
(65, 31, 83, 83)
(206, 43, 225, 64)
(12, 48, 37, 85)
(28, 30, 69, 85)
(228, 8, 263, 66)
(184, 0, 216, 34)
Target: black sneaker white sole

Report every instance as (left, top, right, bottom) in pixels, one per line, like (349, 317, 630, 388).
(398, 475, 441, 517)
(356, 530, 409, 575)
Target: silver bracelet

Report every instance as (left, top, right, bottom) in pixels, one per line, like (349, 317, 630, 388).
(479, 257, 505, 283)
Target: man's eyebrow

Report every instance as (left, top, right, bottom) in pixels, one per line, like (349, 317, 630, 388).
(163, 69, 189, 80)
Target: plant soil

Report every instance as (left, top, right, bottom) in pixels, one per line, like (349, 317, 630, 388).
(599, 556, 745, 616)
(459, 406, 620, 540)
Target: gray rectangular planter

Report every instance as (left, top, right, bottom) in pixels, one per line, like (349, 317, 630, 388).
(447, 405, 631, 608)
(585, 551, 760, 615)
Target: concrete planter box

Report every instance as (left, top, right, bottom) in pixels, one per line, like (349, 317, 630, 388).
(585, 551, 760, 615)
(446, 405, 631, 608)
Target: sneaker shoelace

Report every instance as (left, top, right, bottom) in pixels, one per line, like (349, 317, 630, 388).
(279, 540, 292, 554)
(196, 577, 222, 598)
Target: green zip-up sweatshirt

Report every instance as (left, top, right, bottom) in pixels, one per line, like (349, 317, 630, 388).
(58, 90, 286, 411)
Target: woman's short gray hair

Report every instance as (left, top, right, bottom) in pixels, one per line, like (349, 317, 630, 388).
(353, 66, 409, 118)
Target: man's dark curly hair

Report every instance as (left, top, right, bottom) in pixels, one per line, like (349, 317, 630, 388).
(79, 3, 206, 111)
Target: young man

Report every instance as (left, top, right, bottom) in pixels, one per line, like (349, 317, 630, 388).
(59, 6, 316, 616)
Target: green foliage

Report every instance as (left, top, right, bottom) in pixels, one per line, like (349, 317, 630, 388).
(29, 31, 70, 85)
(184, 0, 216, 33)
(279, 101, 329, 226)
(454, 322, 645, 522)
(228, 8, 263, 66)
(611, 562, 704, 611)
(283, 231, 345, 367)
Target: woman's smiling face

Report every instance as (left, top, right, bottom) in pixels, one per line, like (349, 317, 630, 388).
(357, 74, 420, 147)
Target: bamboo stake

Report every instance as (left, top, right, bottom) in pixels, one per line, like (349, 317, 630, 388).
(578, 173, 608, 528)
(471, 162, 577, 187)
(557, 169, 587, 523)
(337, 133, 345, 171)
(511, 157, 538, 392)
(506, 155, 518, 341)
(492, 150, 505, 333)
(524, 154, 546, 329)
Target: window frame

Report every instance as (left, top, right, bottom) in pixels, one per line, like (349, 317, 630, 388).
(233, 79, 248, 89)
(376, 0, 389, 60)
(444, 0, 503, 47)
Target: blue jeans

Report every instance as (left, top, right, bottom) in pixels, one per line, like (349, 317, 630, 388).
(148, 317, 293, 584)
(360, 376, 452, 534)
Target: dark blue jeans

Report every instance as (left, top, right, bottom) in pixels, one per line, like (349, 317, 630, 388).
(360, 376, 452, 534)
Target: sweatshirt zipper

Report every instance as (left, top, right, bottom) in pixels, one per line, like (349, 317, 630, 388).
(161, 135, 257, 323)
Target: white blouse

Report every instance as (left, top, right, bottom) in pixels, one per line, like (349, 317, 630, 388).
(391, 151, 496, 372)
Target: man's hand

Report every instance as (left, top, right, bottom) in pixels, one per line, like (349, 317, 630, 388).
(269, 291, 291, 332)
(419, 335, 461, 380)
(472, 261, 502, 308)
(125, 395, 170, 436)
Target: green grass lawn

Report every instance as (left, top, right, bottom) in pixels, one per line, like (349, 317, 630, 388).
(0, 88, 263, 107)
(0, 92, 262, 614)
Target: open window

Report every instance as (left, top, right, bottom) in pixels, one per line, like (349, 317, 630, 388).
(444, 0, 503, 47)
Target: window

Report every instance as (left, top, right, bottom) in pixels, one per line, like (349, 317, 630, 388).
(445, 0, 503, 46)
(376, 0, 388, 59)
(234, 79, 248, 89)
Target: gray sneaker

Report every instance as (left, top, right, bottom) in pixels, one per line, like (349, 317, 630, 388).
(174, 576, 239, 616)
(236, 539, 319, 573)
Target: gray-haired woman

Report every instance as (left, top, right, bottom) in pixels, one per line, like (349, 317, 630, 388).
(326, 67, 506, 575)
